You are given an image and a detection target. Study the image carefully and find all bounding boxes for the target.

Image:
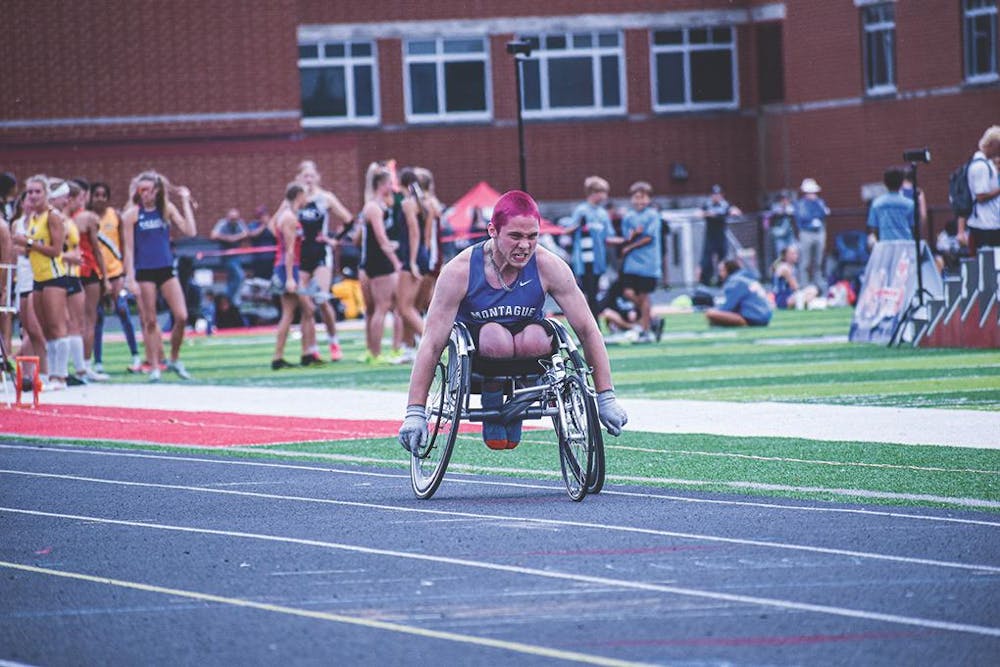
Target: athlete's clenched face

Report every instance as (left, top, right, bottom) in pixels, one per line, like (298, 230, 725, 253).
(489, 214, 539, 270)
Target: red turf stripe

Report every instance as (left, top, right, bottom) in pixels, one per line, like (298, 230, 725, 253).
(0, 404, 441, 447)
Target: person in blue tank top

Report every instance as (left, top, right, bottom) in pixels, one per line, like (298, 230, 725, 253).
(706, 258, 774, 327)
(618, 181, 663, 343)
(122, 171, 197, 382)
(398, 190, 627, 453)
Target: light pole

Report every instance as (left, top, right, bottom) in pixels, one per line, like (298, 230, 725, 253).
(506, 39, 533, 192)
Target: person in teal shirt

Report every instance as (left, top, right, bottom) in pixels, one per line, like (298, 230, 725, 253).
(867, 166, 915, 242)
(565, 176, 612, 316)
(619, 181, 662, 343)
(706, 258, 773, 327)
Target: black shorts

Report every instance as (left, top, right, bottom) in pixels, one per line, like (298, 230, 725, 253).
(66, 277, 84, 296)
(136, 266, 176, 287)
(33, 276, 73, 292)
(362, 250, 396, 278)
(620, 273, 657, 295)
(401, 247, 430, 275)
(463, 319, 558, 376)
(81, 273, 102, 286)
(300, 246, 328, 274)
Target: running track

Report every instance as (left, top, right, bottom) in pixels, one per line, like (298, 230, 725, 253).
(2, 441, 998, 666)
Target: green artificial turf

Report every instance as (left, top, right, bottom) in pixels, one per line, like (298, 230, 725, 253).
(26, 306, 1000, 509)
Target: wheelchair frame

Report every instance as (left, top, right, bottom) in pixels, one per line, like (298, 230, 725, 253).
(410, 317, 605, 501)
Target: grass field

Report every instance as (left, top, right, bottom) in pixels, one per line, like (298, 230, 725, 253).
(61, 307, 1000, 509)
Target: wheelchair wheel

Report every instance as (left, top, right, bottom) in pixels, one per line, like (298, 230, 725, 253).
(554, 373, 596, 502)
(411, 337, 468, 499)
(564, 347, 605, 494)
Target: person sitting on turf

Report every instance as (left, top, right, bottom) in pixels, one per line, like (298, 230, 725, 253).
(771, 245, 820, 310)
(398, 190, 627, 452)
(705, 257, 773, 327)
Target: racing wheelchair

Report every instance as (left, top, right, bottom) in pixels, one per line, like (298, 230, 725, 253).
(410, 318, 606, 501)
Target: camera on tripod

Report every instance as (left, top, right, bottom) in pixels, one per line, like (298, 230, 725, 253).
(902, 147, 931, 164)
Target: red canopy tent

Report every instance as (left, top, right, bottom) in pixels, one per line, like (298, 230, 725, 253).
(443, 181, 564, 241)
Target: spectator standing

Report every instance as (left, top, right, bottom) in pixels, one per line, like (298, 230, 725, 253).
(618, 181, 662, 343)
(246, 205, 276, 280)
(794, 178, 830, 288)
(698, 184, 741, 286)
(211, 208, 248, 306)
(960, 125, 1000, 252)
(705, 258, 773, 327)
(565, 176, 612, 316)
(767, 193, 797, 268)
(867, 167, 915, 243)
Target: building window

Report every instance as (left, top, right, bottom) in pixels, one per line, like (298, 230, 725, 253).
(404, 37, 490, 123)
(298, 41, 378, 127)
(515, 32, 625, 118)
(650, 27, 738, 111)
(862, 3, 896, 94)
(964, 0, 999, 82)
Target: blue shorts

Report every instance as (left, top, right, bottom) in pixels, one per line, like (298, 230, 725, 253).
(272, 265, 301, 293)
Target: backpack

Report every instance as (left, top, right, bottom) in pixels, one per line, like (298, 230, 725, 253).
(948, 156, 990, 218)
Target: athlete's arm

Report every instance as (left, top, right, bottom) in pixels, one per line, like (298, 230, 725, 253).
(167, 187, 197, 237)
(121, 206, 138, 293)
(322, 190, 354, 226)
(279, 212, 298, 293)
(539, 247, 614, 393)
(402, 198, 421, 276)
(405, 251, 470, 407)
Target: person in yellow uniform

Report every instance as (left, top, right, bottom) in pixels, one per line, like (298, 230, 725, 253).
(90, 181, 141, 373)
(12, 176, 70, 391)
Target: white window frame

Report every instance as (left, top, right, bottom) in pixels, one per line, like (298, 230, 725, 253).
(515, 31, 626, 119)
(964, 0, 999, 83)
(649, 26, 739, 112)
(403, 36, 492, 124)
(298, 40, 380, 128)
(861, 3, 897, 95)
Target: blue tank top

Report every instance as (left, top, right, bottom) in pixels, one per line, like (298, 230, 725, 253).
(457, 242, 545, 327)
(134, 206, 173, 270)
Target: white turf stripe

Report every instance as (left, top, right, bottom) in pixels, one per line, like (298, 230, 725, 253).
(3, 509, 999, 639)
(0, 560, 646, 667)
(3, 443, 999, 526)
(609, 445, 1000, 476)
(3, 470, 999, 574)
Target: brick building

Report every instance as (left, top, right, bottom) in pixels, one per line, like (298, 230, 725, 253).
(2, 0, 997, 237)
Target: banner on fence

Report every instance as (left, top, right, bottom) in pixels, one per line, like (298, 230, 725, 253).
(849, 240, 942, 344)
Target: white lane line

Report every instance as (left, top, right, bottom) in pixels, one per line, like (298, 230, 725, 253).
(608, 445, 1000, 475)
(3, 442, 998, 513)
(0, 560, 648, 667)
(3, 509, 999, 639)
(3, 471, 999, 574)
(4, 443, 999, 526)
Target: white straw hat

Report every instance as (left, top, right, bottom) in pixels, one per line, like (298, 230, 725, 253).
(799, 178, 821, 194)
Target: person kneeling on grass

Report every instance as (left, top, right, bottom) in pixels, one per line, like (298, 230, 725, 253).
(705, 258, 773, 327)
(398, 190, 627, 453)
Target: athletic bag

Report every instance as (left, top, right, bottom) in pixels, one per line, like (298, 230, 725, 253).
(948, 156, 990, 218)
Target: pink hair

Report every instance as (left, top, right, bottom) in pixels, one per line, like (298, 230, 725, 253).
(491, 190, 540, 232)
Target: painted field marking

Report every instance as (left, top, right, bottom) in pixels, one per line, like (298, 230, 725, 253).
(0, 560, 646, 667)
(3, 508, 1000, 639)
(609, 445, 1000, 476)
(3, 470, 999, 574)
(4, 443, 999, 527)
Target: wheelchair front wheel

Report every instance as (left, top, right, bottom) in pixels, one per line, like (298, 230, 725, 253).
(411, 338, 468, 499)
(554, 373, 596, 502)
(563, 347, 605, 494)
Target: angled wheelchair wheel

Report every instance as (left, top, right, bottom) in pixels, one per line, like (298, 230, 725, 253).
(554, 373, 596, 502)
(411, 336, 468, 499)
(563, 346, 605, 494)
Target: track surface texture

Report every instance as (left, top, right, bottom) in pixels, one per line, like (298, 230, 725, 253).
(2, 442, 998, 666)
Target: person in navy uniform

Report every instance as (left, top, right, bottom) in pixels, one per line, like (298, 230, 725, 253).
(398, 190, 627, 453)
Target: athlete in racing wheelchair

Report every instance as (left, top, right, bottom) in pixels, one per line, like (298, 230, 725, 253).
(398, 190, 627, 500)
